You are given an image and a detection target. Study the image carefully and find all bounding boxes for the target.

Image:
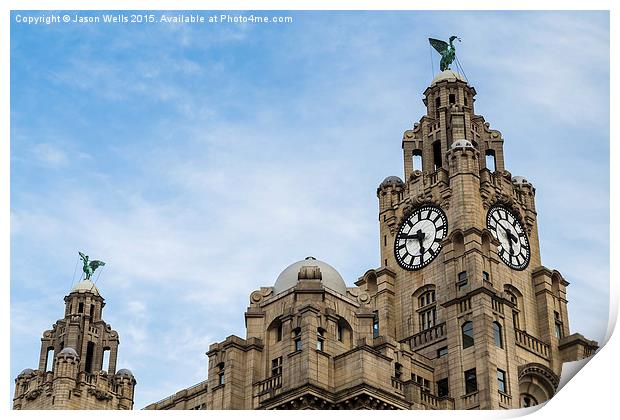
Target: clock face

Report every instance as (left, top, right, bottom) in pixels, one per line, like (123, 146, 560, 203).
(486, 205, 530, 270)
(394, 206, 448, 270)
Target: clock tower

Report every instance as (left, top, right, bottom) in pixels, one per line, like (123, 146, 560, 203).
(370, 68, 598, 409)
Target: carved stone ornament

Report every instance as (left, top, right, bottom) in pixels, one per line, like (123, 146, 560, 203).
(25, 388, 41, 401)
(88, 388, 113, 401)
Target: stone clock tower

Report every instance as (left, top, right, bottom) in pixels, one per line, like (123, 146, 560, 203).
(144, 67, 599, 411)
(369, 68, 598, 409)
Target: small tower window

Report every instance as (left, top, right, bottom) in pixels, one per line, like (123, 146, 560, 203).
(45, 346, 54, 372)
(493, 322, 504, 349)
(464, 95, 468, 106)
(462, 321, 474, 349)
(412, 150, 422, 171)
(316, 328, 325, 352)
(372, 311, 380, 338)
(497, 369, 507, 393)
(394, 362, 403, 380)
(102, 347, 111, 372)
(485, 150, 497, 172)
(217, 362, 225, 385)
(271, 357, 282, 377)
(449, 93, 456, 104)
(293, 327, 302, 351)
(435, 97, 441, 118)
(432, 140, 442, 170)
(85, 341, 95, 373)
(78, 302, 84, 314)
(89, 304, 94, 318)
(457, 271, 468, 289)
(437, 378, 449, 397)
(464, 368, 477, 394)
(277, 322, 283, 342)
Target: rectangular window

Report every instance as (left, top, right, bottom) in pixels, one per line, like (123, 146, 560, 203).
(271, 357, 282, 376)
(482, 271, 490, 283)
(433, 140, 442, 170)
(449, 93, 456, 104)
(293, 328, 302, 351)
(337, 323, 343, 342)
(464, 368, 477, 394)
(373, 311, 379, 338)
(420, 308, 436, 330)
(394, 362, 403, 380)
(384, 235, 387, 246)
(78, 302, 84, 313)
(217, 363, 225, 385)
(437, 346, 448, 358)
(276, 324, 282, 342)
(437, 378, 449, 397)
(458, 271, 468, 286)
(555, 322, 563, 339)
(497, 369, 507, 393)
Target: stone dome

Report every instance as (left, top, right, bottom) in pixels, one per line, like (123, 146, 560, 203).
(116, 368, 134, 378)
(58, 347, 79, 357)
(19, 368, 34, 377)
(512, 176, 532, 185)
(273, 257, 347, 296)
(70, 279, 100, 296)
(451, 139, 475, 150)
(379, 176, 405, 189)
(431, 69, 467, 86)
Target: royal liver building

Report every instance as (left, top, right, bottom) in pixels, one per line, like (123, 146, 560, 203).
(144, 60, 598, 410)
(14, 41, 598, 411)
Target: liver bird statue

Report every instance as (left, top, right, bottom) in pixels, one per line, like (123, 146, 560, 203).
(429, 36, 461, 72)
(79, 251, 106, 280)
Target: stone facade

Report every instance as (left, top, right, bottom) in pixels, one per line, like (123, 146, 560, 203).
(13, 280, 136, 410)
(144, 70, 598, 410)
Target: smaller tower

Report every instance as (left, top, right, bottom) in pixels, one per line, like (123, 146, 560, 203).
(13, 274, 136, 410)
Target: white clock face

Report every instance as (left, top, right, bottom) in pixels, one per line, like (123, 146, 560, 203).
(486, 206, 530, 270)
(394, 206, 448, 270)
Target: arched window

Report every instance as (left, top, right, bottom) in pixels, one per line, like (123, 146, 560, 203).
(293, 327, 302, 351)
(217, 362, 225, 385)
(462, 321, 474, 348)
(432, 140, 443, 170)
(505, 286, 524, 330)
(493, 322, 503, 348)
(316, 328, 325, 352)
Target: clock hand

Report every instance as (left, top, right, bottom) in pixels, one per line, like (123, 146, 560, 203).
(415, 229, 426, 255)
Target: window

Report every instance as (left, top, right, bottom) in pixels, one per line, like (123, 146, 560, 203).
(464, 96, 468, 106)
(485, 150, 497, 172)
(497, 369, 507, 393)
(420, 308, 436, 330)
(271, 357, 282, 377)
(457, 271, 468, 289)
(432, 140, 442, 170)
(89, 304, 94, 318)
(412, 150, 422, 171)
(394, 362, 403, 380)
(78, 302, 84, 313)
(449, 93, 456, 104)
(316, 328, 325, 352)
(217, 362, 225, 385)
(45, 346, 54, 372)
(493, 322, 503, 348)
(437, 378, 449, 397)
(373, 311, 379, 338)
(102, 347, 111, 372)
(85, 342, 95, 373)
(435, 97, 441, 118)
(554, 312, 563, 339)
(482, 271, 490, 283)
(419, 290, 436, 307)
(293, 328, 302, 351)
(462, 321, 474, 349)
(464, 368, 477, 394)
(437, 346, 448, 358)
(383, 235, 387, 247)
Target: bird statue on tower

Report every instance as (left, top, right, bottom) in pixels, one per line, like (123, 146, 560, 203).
(78, 251, 106, 280)
(429, 36, 461, 71)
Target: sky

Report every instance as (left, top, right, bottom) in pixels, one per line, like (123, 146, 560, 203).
(9, 10, 609, 409)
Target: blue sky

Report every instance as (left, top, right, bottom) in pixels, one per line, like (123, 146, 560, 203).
(10, 10, 609, 409)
